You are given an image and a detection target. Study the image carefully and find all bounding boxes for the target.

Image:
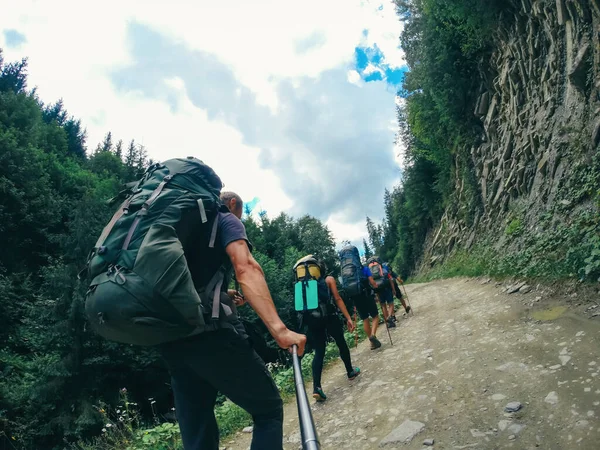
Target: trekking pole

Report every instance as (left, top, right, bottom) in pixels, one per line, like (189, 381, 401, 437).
(400, 281, 414, 316)
(292, 345, 320, 450)
(353, 306, 358, 349)
(378, 300, 393, 346)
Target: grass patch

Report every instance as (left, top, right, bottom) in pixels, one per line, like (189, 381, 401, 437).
(411, 207, 600, 283)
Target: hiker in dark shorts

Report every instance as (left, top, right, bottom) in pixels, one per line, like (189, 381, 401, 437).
(339, 245, 383, 350)
(376, 281, 397, 328)
(385, 262, 411, 320)
(353, 265, 383, 349)
(159, 191, 306, 450)
(366, 256, 398, 328)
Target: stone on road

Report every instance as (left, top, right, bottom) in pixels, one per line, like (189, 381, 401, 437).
(504, 401, 522, 413)
(379, 419, 425, 446)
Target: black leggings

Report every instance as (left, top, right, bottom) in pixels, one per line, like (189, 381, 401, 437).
(307, 315, 354, 391)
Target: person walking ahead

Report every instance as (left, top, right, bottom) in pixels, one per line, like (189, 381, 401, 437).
(384, 262, 411, 319)
(367, 256, 397, 328)
(338, 244, 382, 350)
(293, 255, 361, 402)
(83, 159, 306, 450)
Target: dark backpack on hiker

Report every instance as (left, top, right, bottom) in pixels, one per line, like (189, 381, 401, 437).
(80, 157, 235, 347)
(293, 255, 332, 326)
(367, 256, 388, 290)
(338, 245, 365, 297)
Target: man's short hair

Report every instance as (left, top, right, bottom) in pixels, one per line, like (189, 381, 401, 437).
(220, 191, 243, 206)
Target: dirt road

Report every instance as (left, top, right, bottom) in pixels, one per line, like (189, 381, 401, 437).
(226, 277, 600, 450)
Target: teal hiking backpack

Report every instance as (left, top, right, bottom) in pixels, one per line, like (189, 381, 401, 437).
(292, 255, 332, 326)
(80, 157, 234, 346)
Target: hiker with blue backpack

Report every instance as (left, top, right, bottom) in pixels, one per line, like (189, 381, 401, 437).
(293, 255, 361, 402)
(338, 245, 383, 350)
(82, 158, 306, 450)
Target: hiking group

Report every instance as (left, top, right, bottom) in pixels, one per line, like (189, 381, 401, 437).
(81, 157, 412, 450)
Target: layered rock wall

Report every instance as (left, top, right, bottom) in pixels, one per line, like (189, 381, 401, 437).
(421, 0, 599, 270)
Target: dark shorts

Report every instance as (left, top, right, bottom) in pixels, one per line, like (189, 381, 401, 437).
(377, 287, 394, 304)
(350, 291, 379, 320)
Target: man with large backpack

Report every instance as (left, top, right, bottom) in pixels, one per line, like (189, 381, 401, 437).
(82, 157, 306, 450)
(293, 255, 360, 402)
(338, 245, 383, 350)
(367, 256, 397, 328)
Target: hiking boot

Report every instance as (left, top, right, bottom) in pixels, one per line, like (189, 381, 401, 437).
(369, 336, 382, 350)
(405, 305, 411, 314)
(391, 315, 398, 322)
(347, 367, 361, 380)
(387, 319, 396, 328)
(312, 388, 327, 402)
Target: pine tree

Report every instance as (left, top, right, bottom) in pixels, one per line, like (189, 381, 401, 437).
(136, 144, 148, 172)
(101, 131, 113, 152)
(115, 139, 123, 159)
(363, 238, 373, 259)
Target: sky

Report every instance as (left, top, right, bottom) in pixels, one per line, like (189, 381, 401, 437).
(0, 0, 406, 250)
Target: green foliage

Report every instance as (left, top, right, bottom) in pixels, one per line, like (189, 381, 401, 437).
(0, 49, 344, 449)
(365, 0, 513, 277)
(505, 218, 523, 236)
(0, 51, 165, 450)
(413, 206, 600, 282)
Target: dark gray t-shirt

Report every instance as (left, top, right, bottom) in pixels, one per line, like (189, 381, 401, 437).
(176, 210, 250, 289)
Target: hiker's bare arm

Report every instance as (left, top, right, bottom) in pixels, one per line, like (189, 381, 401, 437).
(326, 276, 351, 321)
(368, 275, 378, 290)
(226, 240, 306, 354)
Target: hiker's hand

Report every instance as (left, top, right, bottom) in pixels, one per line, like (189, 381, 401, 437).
(274, 328, 307, 356)
(346, 319, 355, 332)
(228, 289, 246, 306)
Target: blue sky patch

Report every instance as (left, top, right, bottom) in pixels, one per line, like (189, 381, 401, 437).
(385, 66, 407, 85)
(353, 41, 407, 87)
(3, 29, 26, 48)
(354, 47, 369, 71)
(243, 196, 260, 215)
(364, 71, 383, 82)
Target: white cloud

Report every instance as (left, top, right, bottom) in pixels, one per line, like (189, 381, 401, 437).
(0, 0, 405, 245)
(346, 69, 362, 85)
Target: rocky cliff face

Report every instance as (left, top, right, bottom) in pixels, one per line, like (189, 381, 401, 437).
(421, 0, 600, 276)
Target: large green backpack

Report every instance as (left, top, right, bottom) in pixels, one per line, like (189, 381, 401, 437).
(81, 157, 233, 346)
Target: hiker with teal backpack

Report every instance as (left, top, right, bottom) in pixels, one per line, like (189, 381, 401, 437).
(293, 255, 361, 402)
(338, 245, 383, 350)
(81, 157, 306, 450)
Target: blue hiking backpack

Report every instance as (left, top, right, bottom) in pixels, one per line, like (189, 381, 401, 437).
(338, 245, 365, 297)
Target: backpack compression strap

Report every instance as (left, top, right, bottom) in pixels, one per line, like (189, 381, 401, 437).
(122, 175, 173, 250)
(77, 196, 135, 280)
